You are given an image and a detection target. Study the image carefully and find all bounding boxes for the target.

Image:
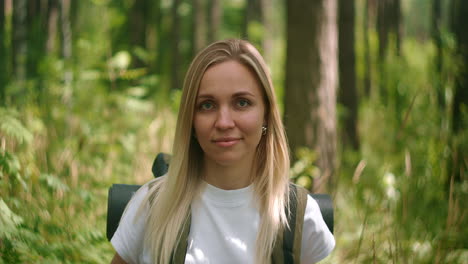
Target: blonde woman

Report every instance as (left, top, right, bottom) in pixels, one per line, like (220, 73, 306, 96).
(110, 39, 335, 264)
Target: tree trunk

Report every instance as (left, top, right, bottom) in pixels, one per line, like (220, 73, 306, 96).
(363, 0, 372, 98)
(377, 0, 402, 61)
(284, 0, 338, 191)
(376, 0, 387, 102)
(129, 0, 149, 67)
(26, 0, 48, 80)
(26, 0, 50, 106)
(376, 0, 390, 61)
(338, 0, 359, 150)
(46, 0, 59, 54)
(0, 0, 7, 105)
(453, 1, 468, 135)
(242, 0, 257, 39)
(208, 0, 221, 42)
(170, 0, 182, 90)
(12, 0, 27, 85)
(432, 0, 444, 110)
(376, 0, 401, 102)
(393, 0, 402, 56)
(450, 0, 468, 193)
(130, 0, 146, 48)
(60, 0, 73, 96)
(193, 0, 206, 53)
(155, 0, 164, 74)
(260, 0, 273, 64)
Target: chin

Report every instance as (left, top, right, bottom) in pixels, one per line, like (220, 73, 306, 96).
(208, 153, 245, 167)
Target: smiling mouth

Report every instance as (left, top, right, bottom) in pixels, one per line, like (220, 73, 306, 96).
(212, 138, 241, 147)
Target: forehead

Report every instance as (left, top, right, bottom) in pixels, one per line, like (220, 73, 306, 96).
(198, 60, 263, 96)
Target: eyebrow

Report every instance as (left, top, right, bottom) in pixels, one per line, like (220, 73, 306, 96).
(196, 91, 255, 100)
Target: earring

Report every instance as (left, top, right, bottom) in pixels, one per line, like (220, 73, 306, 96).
(261, 126, 267, 136)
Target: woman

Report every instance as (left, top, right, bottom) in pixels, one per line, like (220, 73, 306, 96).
(111, 39, 335, 264)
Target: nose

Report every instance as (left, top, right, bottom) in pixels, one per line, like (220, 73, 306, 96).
(215, 107, 235, 130)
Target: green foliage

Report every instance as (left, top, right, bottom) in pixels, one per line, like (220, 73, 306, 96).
(1, 0, 466, 263)
(1, 4, 177, 259)
(0, 108, 33, 145)
(337, 25, 468, 262)
(290, 147, 320, 190)
(0, 199, 23, 239)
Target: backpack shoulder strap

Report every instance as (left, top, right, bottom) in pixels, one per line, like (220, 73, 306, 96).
(170, 209, 192, 264)
(272, 183, 309, 264)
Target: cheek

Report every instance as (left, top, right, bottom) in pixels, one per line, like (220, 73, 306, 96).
(239, 112, 264, 135)
(193, 116, 207, 138)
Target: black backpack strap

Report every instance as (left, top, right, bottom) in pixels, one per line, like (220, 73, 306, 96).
(272, 183, 308, 264)
(170, 210, 192, 264)
(282, 184, 298, 263)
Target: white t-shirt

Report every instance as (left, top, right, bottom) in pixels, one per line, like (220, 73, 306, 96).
(111, 181, 335, 264)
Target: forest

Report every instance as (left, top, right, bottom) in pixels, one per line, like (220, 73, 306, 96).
(0, 0, 466, 263)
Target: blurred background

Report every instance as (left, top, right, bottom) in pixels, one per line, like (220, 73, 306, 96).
(0, 0, 466, 263)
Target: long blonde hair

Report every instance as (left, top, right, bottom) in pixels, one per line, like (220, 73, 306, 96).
(140, 39, 291, 263)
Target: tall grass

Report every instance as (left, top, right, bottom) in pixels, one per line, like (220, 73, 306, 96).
(0, 56, 178, 262)
(325, 35, 467, 263)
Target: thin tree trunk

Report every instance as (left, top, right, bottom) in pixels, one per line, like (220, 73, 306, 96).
(284, 0, 338, 191)
(394, 0, 402, 56)
(363, 0, 372, 97)
(130, 0, 146, 48)
(0, 0, 7, 105)
(260, 0, 273, 64)
(60, 0, 72, 62)
(170, 0, 181, 90)
(452, 0, 468, 135)
(46, 0, 59, 54)
(338, 0, 359, 150)
(208, 0, 221, 42)
(432, 0, 444, 110)
(12, 0, 27, 85)
(376, 0, 389, 102)
(377, 0, 389, 61)
(155, 0, 164, 74)
(129, 0, 149, 67)
(193, 0, 206, 53)
(242, 0, 256, 39)
(26, 0, 50, 106)
(60, 0, 73, 101)
(26, 0, 48, 80)
(450, 0, 468, 193)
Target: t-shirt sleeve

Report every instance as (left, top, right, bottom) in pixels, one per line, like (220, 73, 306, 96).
(300, 195, 335, 264)
(111, 185, 149, 264)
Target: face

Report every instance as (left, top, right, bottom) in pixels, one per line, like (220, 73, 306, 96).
(193, 60, 266, 168)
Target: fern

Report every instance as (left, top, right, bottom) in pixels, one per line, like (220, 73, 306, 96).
(0, 199, 23, 239)
(39, 173, 69, 193)
(0, 108, 33, 145)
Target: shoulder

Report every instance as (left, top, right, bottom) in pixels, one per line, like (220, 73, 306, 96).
(110, 178, 162, 263)
(300, 194, 335, 263)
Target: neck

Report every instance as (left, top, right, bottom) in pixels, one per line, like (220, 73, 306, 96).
(202, 158, 254, 190)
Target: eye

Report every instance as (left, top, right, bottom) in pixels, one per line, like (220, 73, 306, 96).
(198, 101, 214, 111)
(236, 98, 251, 108)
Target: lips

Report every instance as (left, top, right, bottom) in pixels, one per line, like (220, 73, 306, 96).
(212, 137, 241, 147)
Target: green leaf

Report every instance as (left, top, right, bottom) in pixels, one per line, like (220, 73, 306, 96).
(39, 174, 69, 193)
(0, 108, 33, 145)
(0, 199, 23, 239)
(108, 51, 131, 70)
